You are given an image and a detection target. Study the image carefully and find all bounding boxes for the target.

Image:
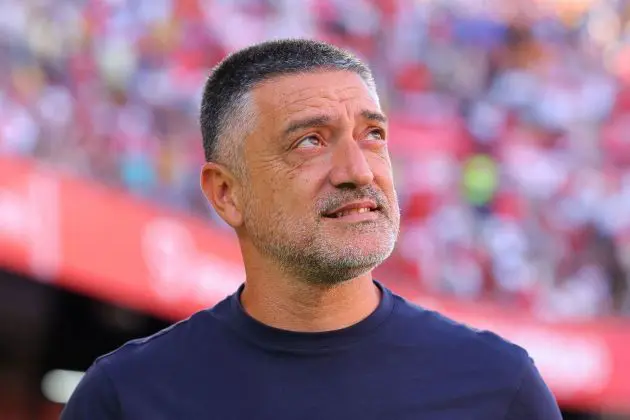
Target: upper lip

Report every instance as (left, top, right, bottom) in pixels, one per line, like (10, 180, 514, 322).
(324, 200, 378, 216)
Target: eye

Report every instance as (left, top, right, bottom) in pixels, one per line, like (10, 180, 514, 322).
(295, 135, 324, 149)
(365, 128, 385, 141)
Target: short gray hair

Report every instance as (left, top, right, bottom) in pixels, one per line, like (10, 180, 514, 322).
(199, 39, 377, 173)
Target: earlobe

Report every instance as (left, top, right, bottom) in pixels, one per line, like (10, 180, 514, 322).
(200, 163, 244, 228)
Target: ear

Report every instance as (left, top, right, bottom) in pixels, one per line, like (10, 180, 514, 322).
(200, 162, 244, 228)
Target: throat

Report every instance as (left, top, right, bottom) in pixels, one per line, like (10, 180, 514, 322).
(239, 275, 380, 333)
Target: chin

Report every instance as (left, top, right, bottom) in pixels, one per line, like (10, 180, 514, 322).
(294, 245, 393, 286)
(338, 237, 396, 259)
(333, 246, 394, 272)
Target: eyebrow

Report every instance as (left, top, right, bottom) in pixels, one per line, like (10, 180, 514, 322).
(361, 110, 388, 124)
(282, 109, 388, 137)
(283, 115, 332, 137)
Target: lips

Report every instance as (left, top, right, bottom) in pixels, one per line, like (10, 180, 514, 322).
(323, 200, 379, 218)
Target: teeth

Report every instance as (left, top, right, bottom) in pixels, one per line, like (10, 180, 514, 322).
(335, 208, 371, 218)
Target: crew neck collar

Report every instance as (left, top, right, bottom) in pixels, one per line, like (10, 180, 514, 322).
(224, 281, 395, 352)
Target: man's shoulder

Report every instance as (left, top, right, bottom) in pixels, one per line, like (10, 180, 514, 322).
(62, 303, 236, 417)
(390, 293, 529, 371)
(94, 307, 222, 377)
(385, 292, 561, 418)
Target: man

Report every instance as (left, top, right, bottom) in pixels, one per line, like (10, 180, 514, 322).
(62, 39, 562, 419)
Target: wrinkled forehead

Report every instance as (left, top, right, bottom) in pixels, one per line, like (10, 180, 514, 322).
(251, 70, 381, 130)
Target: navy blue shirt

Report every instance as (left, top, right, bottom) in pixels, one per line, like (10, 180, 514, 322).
(62, 282, 562, 419)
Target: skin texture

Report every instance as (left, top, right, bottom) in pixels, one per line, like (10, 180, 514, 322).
(201, 70, 400, 332)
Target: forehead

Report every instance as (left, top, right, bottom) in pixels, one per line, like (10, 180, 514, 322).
(251, 71, 380, 127)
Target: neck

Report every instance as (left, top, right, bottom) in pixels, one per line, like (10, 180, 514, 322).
(239, 263, 380, 333)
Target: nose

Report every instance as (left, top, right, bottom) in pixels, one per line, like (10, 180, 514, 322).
(329, 137, 374, 188)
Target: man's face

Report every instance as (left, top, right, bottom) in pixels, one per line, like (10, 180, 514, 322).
(238, 70, 400, 284)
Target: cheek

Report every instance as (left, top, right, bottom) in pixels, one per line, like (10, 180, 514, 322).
(369, 155, 395, 187)
(248, 172, 309, 217)
(282, 164, 324, 206)
(285, 181, 318, 215)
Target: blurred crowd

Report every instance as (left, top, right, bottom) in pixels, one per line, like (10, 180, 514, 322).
(2, 0, 630, 319)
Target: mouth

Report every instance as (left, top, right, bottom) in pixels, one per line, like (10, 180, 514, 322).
(323, 200, 381, 219)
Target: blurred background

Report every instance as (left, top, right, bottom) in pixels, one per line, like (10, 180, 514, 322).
(1, 0, 630, 418)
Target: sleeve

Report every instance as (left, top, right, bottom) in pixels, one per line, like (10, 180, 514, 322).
(60, 361, 121, 420)
(504, 357, 563, 420)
